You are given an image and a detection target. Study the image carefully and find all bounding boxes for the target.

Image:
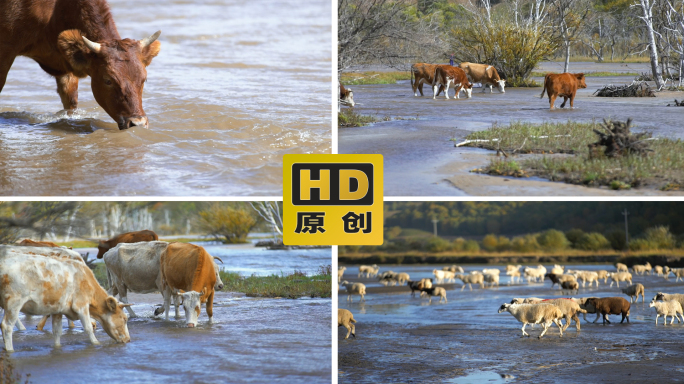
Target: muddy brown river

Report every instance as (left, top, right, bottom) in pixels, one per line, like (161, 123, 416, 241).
(0, 0, 331, 196)
(339, 62, 684, 196)
(338, 264, 684, 383)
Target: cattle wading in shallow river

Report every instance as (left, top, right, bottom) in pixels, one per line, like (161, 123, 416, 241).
(540, 73, 587, 110)
(432, 66, 473, 100)
(160, 242, 218, 327)
(0, 246, 130, 352)
(410, 63, 445, 97)
(0, 0, 161, 130)
(459, 63, 506, 94)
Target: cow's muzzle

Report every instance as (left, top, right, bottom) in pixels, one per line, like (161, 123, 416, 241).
(121, 116, 148, 130)
(187, 323, 195, 328)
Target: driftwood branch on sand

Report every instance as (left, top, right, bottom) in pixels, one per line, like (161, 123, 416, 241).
(593, 81, 655, 97)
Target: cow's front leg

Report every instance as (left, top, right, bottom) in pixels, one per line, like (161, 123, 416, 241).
(444, 80, 452, 99)
(14, 318, 25, 331)
(173, 294, 181, 319)
(119, 287, 137, 318)
(55, 73, 79, 112)
(206, 290, 215, 324)
(52, 314, 62, 347)
(78, 310, 99, 345)
(1, 309, 18, 352)
(162, 288, 172, 321)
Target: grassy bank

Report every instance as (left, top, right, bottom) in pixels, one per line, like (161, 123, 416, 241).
(219, 266, 331, 299)
(339, 109, 377, 127)
(340, 250, 684, 267)
(92, 264, 332, 299)
(462, 121, 684, 190)
(340, 71, 410, 85)
(531, 71, 639, 78)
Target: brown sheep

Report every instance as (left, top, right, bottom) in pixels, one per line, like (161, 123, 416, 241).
(585, 297, 631, 324)
(407, 278, 433, 297)
(561, 280, 579, 294)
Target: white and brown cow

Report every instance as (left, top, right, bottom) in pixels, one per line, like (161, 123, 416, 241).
(339, 82, 355, 108)
(160, 242, 218, 327)
(432, 66, 473, 99)
(459, 62, 506, 93)
(0, 246, 130, 351)
(411, 63, 445, 97)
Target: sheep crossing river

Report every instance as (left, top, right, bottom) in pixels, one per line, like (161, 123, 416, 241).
(338, 263, 684, 383)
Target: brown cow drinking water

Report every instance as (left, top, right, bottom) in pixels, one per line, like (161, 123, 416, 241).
(0, 0, 161, 130)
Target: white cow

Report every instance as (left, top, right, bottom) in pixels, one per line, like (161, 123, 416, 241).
(0, 246, 130, 351)
(105, 241, 223, 319)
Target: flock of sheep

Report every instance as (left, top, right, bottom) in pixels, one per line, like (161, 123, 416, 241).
(338, 262, 684, 339)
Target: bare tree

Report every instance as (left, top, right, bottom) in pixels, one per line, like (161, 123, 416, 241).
(338, 0, 447, 72)
(551, 0, 591, 72)
(0, 202, 85, 243)
(663, 0, 684, 85)
(250, 202, 283, 241)
(633, 0, 666, 89)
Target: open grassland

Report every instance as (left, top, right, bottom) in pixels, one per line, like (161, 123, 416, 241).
(462, 121, 684, 190)
(340, 71, 410, 85)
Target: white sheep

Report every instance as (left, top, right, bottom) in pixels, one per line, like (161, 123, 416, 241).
(358, 264, 379, 278)
(338, 309, 357, 339)
(653, 292, 684, 311)
(455, 273, 484, 291)
(483, 272, 499, 288)
(621, 283, 645, 303)
(654, 265, 664, 276)
(497, 303, 564, 338)
(571, 271, 599, 287)
(550, 264, 565, 275)
(632, 264, 648, 275)
(510, 297, 544, 304)
(443, 265, 464, 273)
(671, 268, 684, 282)
(506, 269, 522, 284)
(420, 286, 447, 303)
(573, 297, 601, 323)
(524, 265, 546, 283)
(433, 269, 455, 283)
(338, 266, 347, 283)
(544, 298, 588, 331)
(506, 265, 522, 273)
(596, 270, 609, 284)
(340, 281, 366, 302)
(396, 272, 410, 285)
(482, 268, 500, 276)
(649, 300, 683, 325)
(663, 266, 671, 280)
(615, 263, 628, 272)
(609, 272, 633, 288)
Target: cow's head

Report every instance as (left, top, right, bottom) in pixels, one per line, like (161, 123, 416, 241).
(176, 289, 202, 327)
(100, 296, 131, 343)
(96, 240, 110, 259)
(496, 79, 506, 93)
(213, 257, 225, 291)
(57, 30, 161, 130)
(574, 73, 587, 89)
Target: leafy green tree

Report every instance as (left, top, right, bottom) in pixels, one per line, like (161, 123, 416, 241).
(576, 233, 611, 251)
(606, 230, 626, 251)
(644, 226, 676, 249)
(482, 234, 499, 252)
(565, 228, 586, 248)
(463, 239, 480, 252)
(537, 230, 570, 251)
(426, 236, 451, 252)
(195, 203, 259, 244)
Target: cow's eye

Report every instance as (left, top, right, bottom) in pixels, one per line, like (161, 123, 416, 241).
(104, 79, 113, 86)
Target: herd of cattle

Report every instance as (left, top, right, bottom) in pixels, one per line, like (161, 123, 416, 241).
(338, 262, 684, 339)
(0, 230, 223, 352)
(339, 62, 589, 111)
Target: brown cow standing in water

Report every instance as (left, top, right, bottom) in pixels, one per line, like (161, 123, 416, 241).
(0, 0, 161, 129)
(97, 229, 159, 258)
(539, 73, 587, 110)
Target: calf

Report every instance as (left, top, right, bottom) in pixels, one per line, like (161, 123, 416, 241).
(539, 73, 587, 110)
(339, 82, 355, 107)
(432, 66, 472, 100)
(585, 297, 631, 324)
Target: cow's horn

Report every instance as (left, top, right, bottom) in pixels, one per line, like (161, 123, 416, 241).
(213, 256, 224, 263)
(140, 30, 161, 48)
(82, 36, 102, 53)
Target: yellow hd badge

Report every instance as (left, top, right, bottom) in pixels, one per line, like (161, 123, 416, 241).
(283, 154, 383, 245)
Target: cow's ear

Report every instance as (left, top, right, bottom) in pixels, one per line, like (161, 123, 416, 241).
(106, 297, 118, 312)
(57, 30, 95, 77)
(141, 41, 161, 67)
